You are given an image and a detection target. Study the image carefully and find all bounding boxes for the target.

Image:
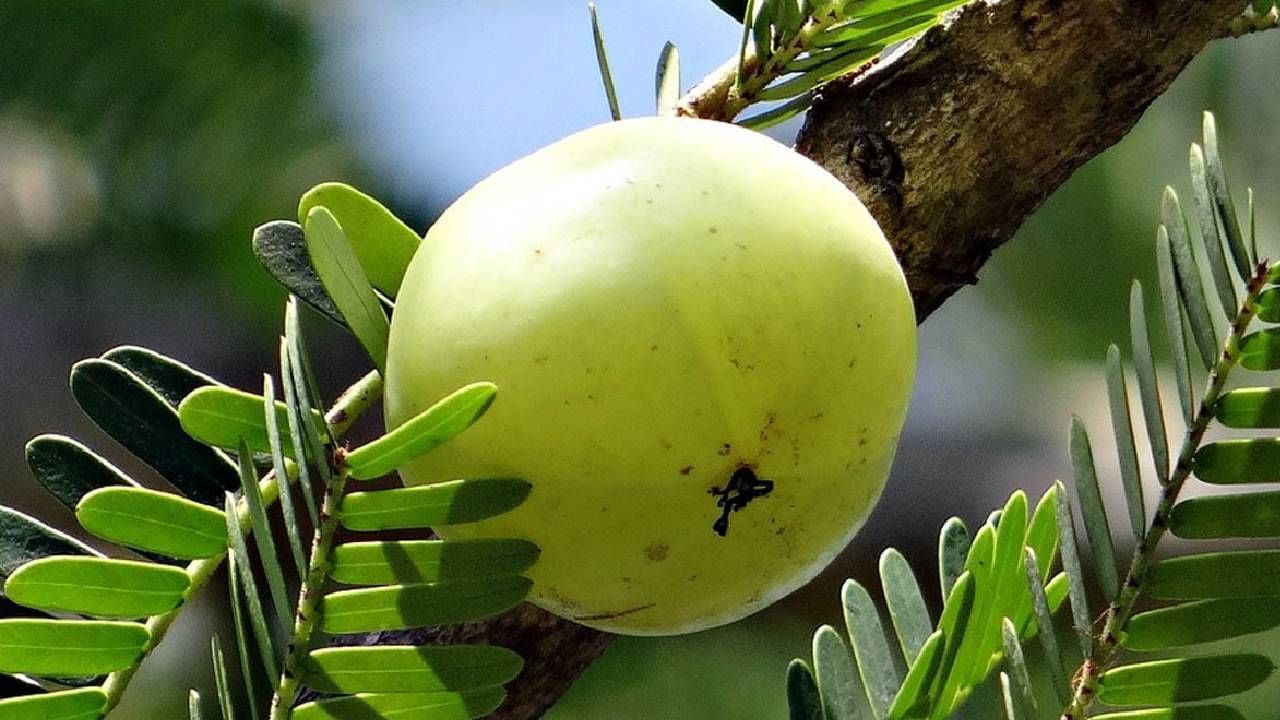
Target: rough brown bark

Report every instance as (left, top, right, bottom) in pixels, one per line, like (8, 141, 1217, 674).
(379, 3, 1254, 718)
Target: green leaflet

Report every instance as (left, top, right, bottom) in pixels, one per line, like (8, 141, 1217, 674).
(811, 626, 863, 720)
(178, 385, 324, 456)
(1145, 550, 1280, 599)
(303, 645, 523, 695)
(1168, 490, 1280, 539)
(1212, 388, 1280, 428)
(879, 549, 930, 665)
(297, 183, 421, 298)
(304, 206, 390, 372)
(321, 576, 532, 634)
(842, 580, 900, 717)
(188, 690, 203, 720)
(999, 619, 1037, 720)
(1124, 598, 1280, 650)
(1096, 654, 1273, 705)
(292, 688, 505, 720)
(4, 556, 189, 618)
(1024, 552, 1068, 705)
(345, 383, 498, 480)
(936, 517, 968, 602)
(1239, 327, 1280, 371)
(1154, 227, 1195, 422)
(589, 2, 623, 121)
(70, 359, 238, 506)
(786, 659, 824, 720)
(339, 479, 532, 532)
(1201, 112, 1250, 279)
(1104, 345, 1146, 536)
(1070, 418, 1120, 600)
(1193, 437, 1280, 483)
(76, 486, 227, 560)
(1257, 286, 1280, 322)
(0, 688, 107, 720)
(330, 539, 539, 586)
(1188, 143, 1238, 318)
(1161, 187, 1218, 370)
(1091, 708, 1245, 720)
(0, 506, 100, 580)
(210, 636, 235, 720)
(654, 42, 681, 116)
(101, 345, 219, 409)
(1129, 282, 1170, 483)
(0, 619, 149, 676)
(24, 435, 138, 512)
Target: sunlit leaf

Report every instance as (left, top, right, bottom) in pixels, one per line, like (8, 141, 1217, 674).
(1124, 598, 1280, 650)
(262, 375, 306, 579)
(321, 576, 531, 634)
(234, 441, 291, 629)
(4, 556, 188, 618)
(71, 359, 239, 505)
(345, 383, 497, 481)
(330, 539, 539, 586)
(76, 487, 226, 560)
(811, 625, 864, 720)
(293, 688, 504, 720)
(1146, 550, 1280, 599)
(0, 619, 148, 676)
(1239, 328, 1280, 371)
(1091, 707, 1245, 720)
(178, 385, 323, 456)
(298, 183, 421, 297)
(880, 549, 930, 665)
(655, 42, 681, 115)
(589, 3, 622, 121)
(1096, 654, 1272, 705)
(1168, 490, 1280, 539)
(842, 580, 899, 718)
(1193, 437, 1280, 483)
(0, 688, 106, 720)
(223, 495, 279, 681)
(304, 645, 522, 695)
(1212, 388, 1280, 429)
(303, 206, 390, 372)
(339, 479, 531, 532)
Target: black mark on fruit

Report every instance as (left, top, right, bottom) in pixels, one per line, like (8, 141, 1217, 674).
(709, 465, 774, 537)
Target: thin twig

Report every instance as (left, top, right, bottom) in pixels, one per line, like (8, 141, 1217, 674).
(1060, 263, 1270, 719)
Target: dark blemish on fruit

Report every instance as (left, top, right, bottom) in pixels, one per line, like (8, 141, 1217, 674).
(717, 443, 732, 456)
(729, 358, 741, 369)
(534, 248, 543, 256)
(680, 465, 694, 475)
(709, 465, 774, 537)
(644, 541, 669, 562)
(645, 198, 654, 205)
(709, 227, 718, 234)
(810, 412, 824, 421)
(574, 603, 656, 622)
(700, 189, 711, 197)
(534, 355, 549, 364)
(858, 438, 868, 446)
(848, 358, 856, 368)
(650, 344, 659, 351)
(735, 243, 747, 250)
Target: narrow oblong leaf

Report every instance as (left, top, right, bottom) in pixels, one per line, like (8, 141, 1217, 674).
(1201, 111, 1250, 279)
(297, 183, 421, 297)
(970, 491, 1029, 687)
(25, 435, 139, 513)
(178, 385, 322, 456)
(811, 626, 863, 720)
(0, 506, 100, 581)
(76, 487, 226, 560)
(1193, 437, 1280, 483)
(71, 359, 238, 505)
(345, 383, 497, 480)
(1189, 144, 1238, 317)
(841, 580, 899, 718)
(279, 328, 320, 528)
(1129, 282, 1170, 482)
(998, 672, 1019, 720)
(4, 556, 189, 618)
(1070, 417, 1119, 599)
(1168, 490, 1280, 539)
(886, 631, 943, 720)
(1092, 708, 1245, 720)
(937, 517, 969, 603)
(1000, 619, 1037, 720)
(1155, 226, 1194, 422)
(225, 553, 259, 720)
(758, 45, 880, 101)
(210, 636, 236, 720)
(1104, 345, 1146, 537)
(0, 619, 148, 676)
(655, 42, 681, 115)
(293, 689, 504, 720)
(1124, 598, 1280, 650)
(253, 220, 345, 327)
(737, 93, 813, 131)
(1054, 486, 1092, 656)
(1096, 654, 1273, 705)
(1146, 550, 1280, 599)
(189, 689, 202, 720)
(589, 3, 622, 121)
(1212, 388, 1280, 429)
(304, 645, 523, 695)
(101, 345, 218, 409)
(786, 659, 824, 720)
(262, 376, 306, 579)
(1239, 328, 1280, 370)
(321, 576, 531, 634)
(304, 206, 390, 372)
(0, 689, 107, 720)
(224, 495, 279, 681)
(920, 572, 976, 717)
(235, 441, 291, 628)
(1024, 551, 1069, 705)
(880, 548, 930, 665)
(1162, 188, 1218, 370)
(339, 479, 531, 532)
(330, 539, 539, 586)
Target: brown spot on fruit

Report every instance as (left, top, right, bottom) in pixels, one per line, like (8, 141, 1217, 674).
(680, 465, 694, 475)
(644, 541, 670, 562)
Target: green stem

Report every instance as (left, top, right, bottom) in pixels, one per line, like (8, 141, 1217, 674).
(268, 459, 352, 719)
(1060, 264, 1269, 719)
(100, 370, 383, 714)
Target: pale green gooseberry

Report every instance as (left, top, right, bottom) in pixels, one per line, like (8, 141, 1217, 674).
(384, 116, 916, 636)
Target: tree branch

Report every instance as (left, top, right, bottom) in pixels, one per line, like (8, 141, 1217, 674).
(370, 3, 1258, 718)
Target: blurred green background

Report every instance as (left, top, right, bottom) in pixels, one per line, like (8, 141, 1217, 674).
(0, 1, 1277, 718)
